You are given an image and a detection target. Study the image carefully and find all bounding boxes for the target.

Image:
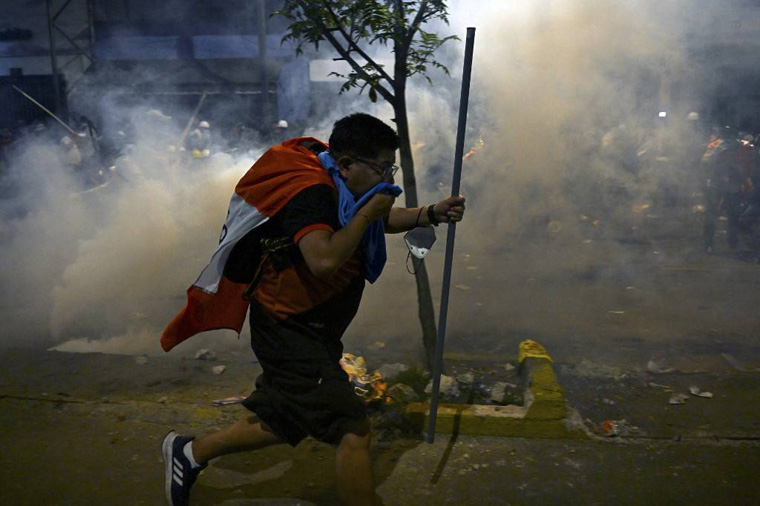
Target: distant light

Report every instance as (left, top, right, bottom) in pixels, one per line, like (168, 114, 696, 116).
(658, 111, 667, 118)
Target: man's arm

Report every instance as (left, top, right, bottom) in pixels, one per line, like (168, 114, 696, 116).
(385, 195, 466, 234)
(298, 193, 395, 279)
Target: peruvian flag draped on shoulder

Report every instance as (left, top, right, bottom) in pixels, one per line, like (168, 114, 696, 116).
(161, 137, 334, 352)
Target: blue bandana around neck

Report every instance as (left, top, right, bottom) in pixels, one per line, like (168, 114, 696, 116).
(318, 150, 403, 283)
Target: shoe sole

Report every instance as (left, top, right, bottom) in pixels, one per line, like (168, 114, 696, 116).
(162, 430, 178, 505)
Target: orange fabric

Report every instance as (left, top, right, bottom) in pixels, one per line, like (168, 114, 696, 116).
(161, 137, 337, 352)
(294, 223, 333, 244)
(161, 277, 250, 351)
(235, 138, 334, 215)
(253, 252, 363, 321)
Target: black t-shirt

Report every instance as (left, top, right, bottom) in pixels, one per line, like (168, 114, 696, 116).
(224, 184, 365, 338)
(224, 184, 338, 283)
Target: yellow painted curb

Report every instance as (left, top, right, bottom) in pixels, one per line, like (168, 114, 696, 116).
(407, 341, 588, 439)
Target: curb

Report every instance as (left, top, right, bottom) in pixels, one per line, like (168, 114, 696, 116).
(406, 340, 588, 439)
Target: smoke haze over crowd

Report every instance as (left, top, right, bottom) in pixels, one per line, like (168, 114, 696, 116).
(1, 0, 757, 359)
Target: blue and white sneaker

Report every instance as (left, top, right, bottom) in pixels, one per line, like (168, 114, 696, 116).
(162, 430, 206, 506)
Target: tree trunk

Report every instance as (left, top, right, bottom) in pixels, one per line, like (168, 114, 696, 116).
(393, 80, 439, 371)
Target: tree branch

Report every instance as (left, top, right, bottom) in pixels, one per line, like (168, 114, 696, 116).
(322, 29, 395, 103)
(406, 0, 429, 47)
(320, 0, 396, 88)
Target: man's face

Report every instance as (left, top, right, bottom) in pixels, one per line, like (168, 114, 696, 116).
(338, 148, 397, 197)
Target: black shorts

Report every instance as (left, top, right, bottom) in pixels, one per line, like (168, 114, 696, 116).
(241, 303, 367, 446)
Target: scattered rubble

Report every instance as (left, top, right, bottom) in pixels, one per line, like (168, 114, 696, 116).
(211, 365, 226, 375)
(489, 381, 521, 405)
(212, 396, 246, 406)
(375, 363, 409, 381)
(388, 383, 418, 403)
(601, 419, 640, 437)
(669, 393, 689, 405)
(456, 372, 475, 386)
(425, 375, 460, 398)
(194, 349, 217, 361)
(647, 355, 675, 374)
(688, 386, 713, 398)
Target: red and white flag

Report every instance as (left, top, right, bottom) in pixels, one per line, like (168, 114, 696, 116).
(161, 138, 333, 351)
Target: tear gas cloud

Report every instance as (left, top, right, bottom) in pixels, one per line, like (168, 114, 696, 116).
(0, 0, 751, 356)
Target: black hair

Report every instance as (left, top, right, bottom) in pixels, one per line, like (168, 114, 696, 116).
(328, 113, 399, 159)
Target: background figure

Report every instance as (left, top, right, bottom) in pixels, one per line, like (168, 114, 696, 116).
(702, 128, 753, 253)
(186, 120, 212, 158)
(739, 134, 760, 230)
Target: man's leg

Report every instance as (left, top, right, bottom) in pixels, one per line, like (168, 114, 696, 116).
(192, 414, 283, 464)
(335, 418, 376, 506)
(163, 415, 283, 505)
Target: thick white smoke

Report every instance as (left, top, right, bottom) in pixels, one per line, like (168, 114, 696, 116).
(0, 0, 751, 357)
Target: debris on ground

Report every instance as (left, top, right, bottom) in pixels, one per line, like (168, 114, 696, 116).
(647, 354, 675, 374)
(211, 365, 226, 375)
(601, 419, 639, 437)
(387, 383, 418, 403)
(490, 381, 521, 405)
(134, 355, 148, 365)
(456, 372, 475, 386)
(669, 393, 689, 405)
(425, 374, 460, 398)
(341, 353, 387, 402)
(375, 363, 409, 381)
(211, 396, 246, 406)
(194, 349, 217, 361)
(602, 419, 620, 437)
(688, 386, 713, 398)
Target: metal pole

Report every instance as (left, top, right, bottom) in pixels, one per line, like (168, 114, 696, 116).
(426, 27, 476, 444)
(45, 0, 61, 115)
(12, 85, 81, 137)
(178, 91, 208, 148)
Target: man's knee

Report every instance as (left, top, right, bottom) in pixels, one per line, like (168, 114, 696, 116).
(337, 418, 371, 449)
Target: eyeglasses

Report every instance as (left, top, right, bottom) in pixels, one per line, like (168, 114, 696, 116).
(355, 157, 399, 179)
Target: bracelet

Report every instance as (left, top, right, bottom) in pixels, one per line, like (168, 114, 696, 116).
(427, 205, 439, 226)
(414, 206, 425, 227)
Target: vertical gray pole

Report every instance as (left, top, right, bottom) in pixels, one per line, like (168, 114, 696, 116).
(257, 0, 270, 125)
(46, 0, 61, 114)
(426, 27, 476, 444)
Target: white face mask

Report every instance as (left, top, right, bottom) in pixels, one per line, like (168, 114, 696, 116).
(404, 226, 437, 259)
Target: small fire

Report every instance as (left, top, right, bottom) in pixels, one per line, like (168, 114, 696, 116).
(340, 353, 391, 403)
(463, 138, 485, 160)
